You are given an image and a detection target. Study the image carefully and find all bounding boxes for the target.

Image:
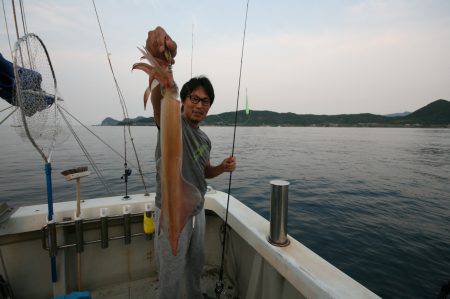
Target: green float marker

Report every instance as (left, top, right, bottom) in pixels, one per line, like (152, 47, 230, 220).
(245, 88, 250, 115)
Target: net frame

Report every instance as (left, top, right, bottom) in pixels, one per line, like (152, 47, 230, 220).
(12, 33, 60, 163)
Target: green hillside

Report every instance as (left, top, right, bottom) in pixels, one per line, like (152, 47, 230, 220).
(100, 99, 450, 127)
(203, 111, 390, 126)
(393, 99, 450, 125)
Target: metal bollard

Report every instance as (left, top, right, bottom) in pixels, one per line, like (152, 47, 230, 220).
(268, 180, 290, 247)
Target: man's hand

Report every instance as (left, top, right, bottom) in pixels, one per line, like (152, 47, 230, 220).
(204, 157, 237, 179)
(146, 26, 177, 68)
(134, 26, 177, 109)
(220, 156, 236, 173)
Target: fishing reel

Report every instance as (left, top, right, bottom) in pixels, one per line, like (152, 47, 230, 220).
(121, 164, 132, 199)
(121, 168, 132, 181)
(215, 281, 224, 297)
(215, 280, 236, 298)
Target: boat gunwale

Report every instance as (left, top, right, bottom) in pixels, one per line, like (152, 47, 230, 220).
(0, 189, 380, 298)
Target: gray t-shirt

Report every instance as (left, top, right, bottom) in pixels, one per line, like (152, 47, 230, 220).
(155, 115, 211, 216)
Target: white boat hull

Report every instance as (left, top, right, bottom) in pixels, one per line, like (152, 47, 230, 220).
(0, 188, 379, 298)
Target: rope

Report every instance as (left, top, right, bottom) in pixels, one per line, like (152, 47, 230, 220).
(0, 106, 17, 125)
(58, 105, 143, 172)
(18, 0, 32, 64)
(10, 0, 24, 65)
(91, 0, 149, 195)
(17, 0, 27, 34)
(1, 0, 13, 57)
(216, 0, 250, 296)
(10, 0, 19, 38)
(58, 106, 113, 195)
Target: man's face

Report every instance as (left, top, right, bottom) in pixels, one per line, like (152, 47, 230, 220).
(182, 86, 211, 125)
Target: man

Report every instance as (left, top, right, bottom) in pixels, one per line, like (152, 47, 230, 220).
(0, 52, 55, 116)
(147, 27, 236, 298)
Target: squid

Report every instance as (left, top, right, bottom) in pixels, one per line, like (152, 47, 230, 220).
(132, 46, 202, 256)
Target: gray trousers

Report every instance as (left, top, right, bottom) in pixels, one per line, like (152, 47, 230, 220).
(154, 207, 205, 299)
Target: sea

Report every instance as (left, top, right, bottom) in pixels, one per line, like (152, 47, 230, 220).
(0, 125, 449, 299)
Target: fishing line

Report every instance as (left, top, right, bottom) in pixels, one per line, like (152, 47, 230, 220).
(191, 22, 194, 78)
(91, 0, 149, 196)
(123, 122, 130, 199)
(59, 105, 143, 172)
(1, 0, 13, 57)
(10, 0, 32, 68)
(0, 105, 13, 113)
(17, 0, 27, 36)
(10, 0, 24, 65)
(18, 0, 33, 68)
(0, 106, 17, 125)
(215, 0, 250, 296)
(58, 106, 113, 195)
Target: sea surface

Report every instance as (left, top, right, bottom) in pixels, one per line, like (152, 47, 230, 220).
(0, 125, 449, 298)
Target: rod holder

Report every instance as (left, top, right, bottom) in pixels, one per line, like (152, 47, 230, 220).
(100, 208, 109, 249)
(75, 219, 84, 253)
(40, 212, 149, 251)
(48, 221, 58, 257)
(268, 180, 290, 247)
(123, 205, 131, 245)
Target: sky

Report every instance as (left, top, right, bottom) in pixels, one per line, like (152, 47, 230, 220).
(1, 0, 450, 124)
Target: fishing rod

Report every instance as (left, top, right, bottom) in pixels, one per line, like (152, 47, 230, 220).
(215, 0, 250, 296)
(1, 0, 13, 57)
(91, 0, 149, 197)
(191, 22, 194, 78)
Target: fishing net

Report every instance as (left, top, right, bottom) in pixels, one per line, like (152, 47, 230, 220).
(12, 33, 66, 160)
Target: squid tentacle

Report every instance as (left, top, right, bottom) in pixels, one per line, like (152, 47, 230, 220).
(132, 46, 174, 108)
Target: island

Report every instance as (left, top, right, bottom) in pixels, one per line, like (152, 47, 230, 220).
(100, 99, 450, 128)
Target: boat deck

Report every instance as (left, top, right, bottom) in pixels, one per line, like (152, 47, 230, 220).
(91, 265, 232, 299)
(0, 188, 380, 298)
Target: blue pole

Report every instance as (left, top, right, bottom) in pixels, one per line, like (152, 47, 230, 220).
(45, 162, 57, 283)
(45, 163, 54, 220)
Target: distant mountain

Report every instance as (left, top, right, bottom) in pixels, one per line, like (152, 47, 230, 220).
(203, 111, 391, 126)
(101, 117, 120, 126)
(100, 116, 156, 126)
(393, 99, 450, 125)
(100, 99, 450, 127)
(385, 112, 411, 117)
(120, 116, 156, 126)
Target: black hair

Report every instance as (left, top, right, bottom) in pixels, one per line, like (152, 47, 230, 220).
(180, 76, 215, 105)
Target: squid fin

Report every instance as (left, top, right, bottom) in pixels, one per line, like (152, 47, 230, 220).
(164, 174, 203, 256)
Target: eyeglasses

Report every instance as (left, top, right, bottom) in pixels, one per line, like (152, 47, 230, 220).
(188, 94, 211, 106)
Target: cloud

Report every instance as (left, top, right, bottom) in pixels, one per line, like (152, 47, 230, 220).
(189, 12, 450, 115)
(1, 1, 449, 123)
(25, 1, 92, 33)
